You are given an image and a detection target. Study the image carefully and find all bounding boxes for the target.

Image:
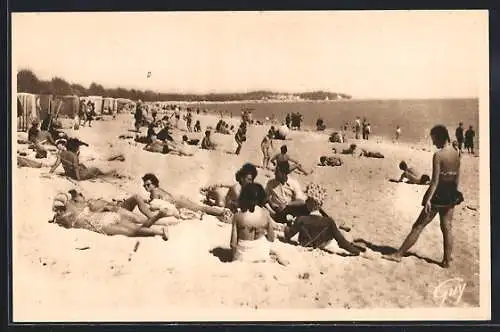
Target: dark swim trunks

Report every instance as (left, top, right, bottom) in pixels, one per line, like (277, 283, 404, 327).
(429, 182, 464, 207)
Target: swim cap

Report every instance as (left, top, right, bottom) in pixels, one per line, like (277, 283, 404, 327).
(52, 193, 69, 210)
(305, 183, 327, 207)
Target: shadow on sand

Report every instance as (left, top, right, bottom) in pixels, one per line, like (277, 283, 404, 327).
(210, 247, 233, 263)
(353, 238, 442, 267)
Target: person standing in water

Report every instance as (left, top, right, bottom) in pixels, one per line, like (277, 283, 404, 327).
(383, 125, 463, 268)
(395, 125, 401, 141)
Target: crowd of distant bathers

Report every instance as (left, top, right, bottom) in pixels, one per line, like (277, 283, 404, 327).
(16, 100, 473, 268)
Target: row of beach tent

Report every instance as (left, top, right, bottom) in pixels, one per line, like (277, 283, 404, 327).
(17, 92, 136, 132)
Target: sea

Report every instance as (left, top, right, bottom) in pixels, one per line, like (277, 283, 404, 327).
(189, 98, 480, 147)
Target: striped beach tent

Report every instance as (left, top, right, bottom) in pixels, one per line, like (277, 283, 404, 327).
(103, 97, 117, 114)
(17, 92, 39, 132)
(81, 96, 103, 115)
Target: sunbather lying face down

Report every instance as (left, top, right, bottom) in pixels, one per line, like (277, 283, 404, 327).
(395, 161, 431, 185)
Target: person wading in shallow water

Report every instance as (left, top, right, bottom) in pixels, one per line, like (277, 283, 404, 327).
(383, 125, 463, 268)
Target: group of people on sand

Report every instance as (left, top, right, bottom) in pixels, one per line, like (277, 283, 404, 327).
(51, 173, 232, 240)
(40, 99, 465, 269)
(77, 100, 96, 129)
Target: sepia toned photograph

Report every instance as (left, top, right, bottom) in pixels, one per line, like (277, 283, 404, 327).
(11, 10, 490, 322)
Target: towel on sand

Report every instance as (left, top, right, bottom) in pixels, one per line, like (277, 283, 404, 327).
(149, 199, 177, 214)
(234, 236, 271, 263)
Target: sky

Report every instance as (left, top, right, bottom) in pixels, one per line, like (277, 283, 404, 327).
(12, 10, 488, 99)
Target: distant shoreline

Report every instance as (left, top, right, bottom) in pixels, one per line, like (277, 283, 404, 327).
(154, 97, 478, 105)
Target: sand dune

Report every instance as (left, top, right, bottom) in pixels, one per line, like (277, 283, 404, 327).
(13, 111, 482, 321)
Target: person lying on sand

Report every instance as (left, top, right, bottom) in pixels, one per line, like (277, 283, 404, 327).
(47, 138, 118, 181)
(65, 188, 191, 227)
(391, 161, 430, 185)
(339, 144, 384, 158)
(143, 136, 194, 156)
(264, 161, 308, 223)
(182, 135, 200, 146)
(270, 145, 309, 175)
(383, 125, 464, 268)
(201, 130, 217, 150)
(283, 183, 364, 255)
(17, 155, 52, 168)
(121, 173, 230, 227)
(319, 156, 343, 167)
(230, 183, 275, 262)
(51, 192, 169, 240)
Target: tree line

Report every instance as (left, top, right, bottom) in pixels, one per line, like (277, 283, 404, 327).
(17, 69, 351, 102)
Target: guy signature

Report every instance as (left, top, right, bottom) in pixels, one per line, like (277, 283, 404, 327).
(433, 277, 467, 307)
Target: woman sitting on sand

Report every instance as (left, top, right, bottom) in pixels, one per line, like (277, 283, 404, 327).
(230, 183, 275, 262)
(383, 125, 464, 268)
(201, 163, 258, 212)
(283, 183, 363, 256)
(51, 192, 169, 240)
(48, 138, 118, 181)
(391, 161, 430, 185)
(121, 173, 231, 227)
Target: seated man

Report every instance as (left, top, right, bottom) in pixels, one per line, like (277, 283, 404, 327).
(121, 173, 230, 227)
(264, 161, 308, 223)
(283, 183, 363, 255)
(392, 161, 430, 185)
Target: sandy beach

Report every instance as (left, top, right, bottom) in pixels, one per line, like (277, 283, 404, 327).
(13, 111, 483, 321)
